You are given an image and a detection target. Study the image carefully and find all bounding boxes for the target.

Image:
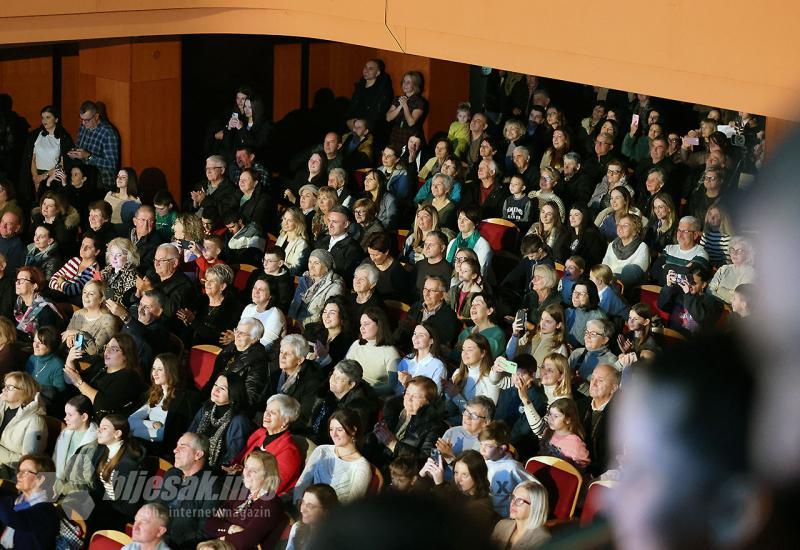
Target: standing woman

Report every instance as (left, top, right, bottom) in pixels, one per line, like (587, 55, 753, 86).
(276, 207, 311, 276)
(345, 307, 400, 397)
(491, 481, 550, 548)
(386, 71, 429, 152)
(0, 372, 47, 478)
(286, 484, 340, 550)
(104, 167, 140, 225)
(24, 105, 75, 202)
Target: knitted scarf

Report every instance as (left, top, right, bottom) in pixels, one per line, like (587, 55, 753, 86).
(302, 270, 335, 304)
(611, 237, 642, 261)
(446, 231, 480, 264)
(196, 403, 233, 467)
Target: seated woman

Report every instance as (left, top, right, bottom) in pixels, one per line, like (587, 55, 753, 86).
(348, 263, 384, 322)
(602, 212, 650, 288)
(422, 169, 460, 230)
(420, 450, 496, 534)
(205, 450, 285, 549)
(455, 293, 506, 360)
(417, 158, 462, 205)
(564, 204, 606, 267)
(26, 326, 66, 409)
(351, 198, 386, 250)
(0, 454, 60, 549)
(48, 233, 103, 305)
(0, 372, 47, 478)
(24, 223, 62, 283)
(367, 376, 445, 468)
(568, 318, 618, 385)
(61, 279, 118, 359)
(87, 414, 146, 532)
(289, 249, 346, 327)
(204, 318, 268, 413)
(446, 207, 492, 280)
(14, 266, 63, 343)
(276, 334, 326, 435)
(31, 191, 79, 256)
(104, 167, 140, 225)
(222, 276, 285, 351)
(0, 319, 24, 379)
(526, 201, 568, 260)
(100, 237, 140, 307)
(128, 353, 200, 455)
(318, 295, 355, 367)
(444, 335, 503, 423)
(589, 263, 629, 324)
(565, 278, 609, 349)
(286, 484, 340, 550)
(401, 204, 451, 264)
(178, 264, 242, 347)
(491, 481, 550, 548)
(446, 257, 484, 321)
(396, 322, 447, 395)
(286, 154, 327, 206)
(276, 207, 311, 276)
(594, 186, 646, 242)
(345, 307, 400, 397)
(310, 186, 339, 242)
(63, 333, 145, 421)
(708, 235, 755, 305)
(362, 169, 398, 231)
(616, 303, 662, 368)
(363, 232, 413, 301)
(171, 212, 205, 265)
(189, 372, 253, 469)
(521, 264, 563, 329)
(700, 202, 735, 268)
(226, 394, 302, 496)
(53, 395, 98, 498)
(506, 304, 568, 366)
(86, 199, 118, 251)
(644, 192, 677, 257)
(294, 409, 372, 504)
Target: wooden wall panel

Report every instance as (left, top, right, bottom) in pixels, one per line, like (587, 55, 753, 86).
(427, 58, 469, 139)
(0, 53, 53, 129)
(92, 76, 131, 163)
(61, 53, 81, 129)
(131, 39, 180, 82)
(79, 39, 131, 81)
(308, 42, 375, 101)
(273, 43, 302, 121)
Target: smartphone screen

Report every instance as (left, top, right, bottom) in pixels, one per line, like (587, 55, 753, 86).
(515, 309, 528, 327)
(631, 114, 640, 125)
(74, 333, 84, 350)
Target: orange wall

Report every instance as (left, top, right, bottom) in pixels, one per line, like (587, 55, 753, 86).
(0, 48, 53, 130)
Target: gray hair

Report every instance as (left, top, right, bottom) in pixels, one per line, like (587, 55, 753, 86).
(281, 334, 309, 359)
(207, 155, 226, 171)
(329, 167, 347, 186)
(138, 503, 170, 529)
(238, 317, 265, 340)
(334, 359, 364, 384)
(482, 158, 498, 176)
(206, 264, 234, 286)
(266, 394, 302, 422)
(647, 167, 666, 186)
(513, 145, 531, 161)
(587, 318, 615, 338)
(432, 172, 453, 192)
(106, 237, 140, 268)
(156, 243, 180, 259)
(564, 151, 581, 165)
(679, 216, 702, 232)
(467, 395, 496, 420)
(182, 432, 210, 456)
(354, 263, 379, 286)
(729, 235, 755, 265)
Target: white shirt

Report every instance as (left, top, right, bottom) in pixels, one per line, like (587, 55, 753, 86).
(328, 233, 347, 251)
(33, 133, 61, 170)
(241, 303, 285, 349)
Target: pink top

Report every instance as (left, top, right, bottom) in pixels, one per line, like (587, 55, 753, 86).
(550, 432, 591, 468)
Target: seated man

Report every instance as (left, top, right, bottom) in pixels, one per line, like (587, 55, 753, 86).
(124, 503, 170, 550)
(341, 118, 374, 170)
(651, 215, 710, 284)
(581, 363, 620, 477)
(129, 205, 164, 274)
(412, 231, 453, 302)
(658, 260, 722, 336)
(144, 243, 196, 321)
(313, 206, 364, 280)
(184, 155, 242, 217)
(156, 433, 221, 549)
(221, 210, 266, 266)
(436, 395, 495, 465)
(107, 288, 170, 367)
(394, 275, 460, 353)
(0, 211, 25, 272)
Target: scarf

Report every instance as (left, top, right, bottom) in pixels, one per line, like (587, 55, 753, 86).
(302, 270, 334, 304)
(14, 293, 61, 335)
(446, 230, 480, 263)
(611, 237, 642, 260)
(197, 403, 233, 467)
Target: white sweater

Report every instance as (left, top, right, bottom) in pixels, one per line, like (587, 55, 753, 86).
(240, 303, 285, 349)
(293, 445, 371, 503)
(602, 241, 650, 275)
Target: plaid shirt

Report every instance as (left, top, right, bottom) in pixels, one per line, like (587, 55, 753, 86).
(76, 120, 120, 190)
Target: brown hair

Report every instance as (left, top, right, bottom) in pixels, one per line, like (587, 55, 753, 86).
(146, 353, 181, 409)
(453, 334, 492, 392)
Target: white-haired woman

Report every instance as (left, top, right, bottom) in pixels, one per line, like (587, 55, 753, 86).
(177, 263, 242, 346)
(708, 236, 756, 305)
(276, 334, 327, 434)
(349, 263, 384, 322)
(491, 480, 550, 548)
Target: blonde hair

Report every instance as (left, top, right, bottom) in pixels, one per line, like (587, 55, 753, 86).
(245, 449, 280, 494)
(4, 371, 40, 405)
(281, 207, 309, 241)
(106, 238, 140, 268)
(515, 480, 549, 532)
(541, 352, 572, 397)
(0, 317, 16, 346)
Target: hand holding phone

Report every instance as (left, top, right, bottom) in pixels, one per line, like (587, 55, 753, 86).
(74, 333, 85, 351)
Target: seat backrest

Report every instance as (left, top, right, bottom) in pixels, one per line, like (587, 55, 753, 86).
(89, 530, 132, 550)
(44, 416, 65, 455)
(479, 219, 519, 252)
(291, 435, 317, 466)
(580, 480, 616, 526)
(189, 344, 222, 390)
(261, 511, 291, 549)
(367, 464, 384, 495)
(640, 284, 670, 321)
(525, 456, 582, 520)
(384, 299, 411, 329)
(233, 264, 257, 291)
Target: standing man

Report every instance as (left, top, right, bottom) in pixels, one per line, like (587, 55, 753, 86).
(68, 100, 120, 192)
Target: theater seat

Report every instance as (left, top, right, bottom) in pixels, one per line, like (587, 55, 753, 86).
(189, 344, 222, 390)
(233, 264, 257, 291)
(384, 300, 411, 329)
(479, 218, 519, 252)
(639, 284, 670, 322)
(580, 480, 616, 526)
(367, 464, 384, 495)
(89, 530, 132, 550)
(524, 456, 582, 521)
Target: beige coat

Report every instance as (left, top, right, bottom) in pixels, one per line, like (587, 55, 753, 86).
(0, 396, 47, 469)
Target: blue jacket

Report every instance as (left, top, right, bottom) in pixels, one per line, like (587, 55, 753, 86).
(0, 496, 59, 550)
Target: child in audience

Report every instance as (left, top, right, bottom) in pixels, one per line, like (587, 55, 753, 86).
(731, 283, 753, 319)
(388, 456, 419, 493)
(193, 235, 225, 288)
(479, 421, 534, 517)
(537, 398, 590, 470)
(153, 190, 178, 242)
(589, 263, 629, 325)
(502, 175, 532, 232)
(447, 102, 472, 159)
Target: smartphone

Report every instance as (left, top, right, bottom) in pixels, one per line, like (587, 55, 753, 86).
(430, 448, 441, 462)
(675, 274, 686, 285)
(74, 333, 85, 351)
(514, 308, 528, 328)
(498, 357, 518, 375)
(231, 112, 239, 120)
(686, 137, 700, 146)
(631, 114, 640, 126)
(179, 239, 192, 249)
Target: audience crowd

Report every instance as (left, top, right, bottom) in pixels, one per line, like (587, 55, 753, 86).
(0, 62, 763, 549)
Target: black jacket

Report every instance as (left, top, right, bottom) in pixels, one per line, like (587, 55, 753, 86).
(206, 342, 269, 412)
(461, 180, 510, 220)
(365, 401, 446, 468)
(313, 234, 365, 280)
(308, 380, 380, 444)
(244, 268, 293, 314)
(184, 178, 242, 218)
(154, 271, 197, 319)
(394, 301, 461, 353)
(581, 396, 617, 477)
(156, 467, 223, 550)
(279, 360, 328, 435)
(240, 183, 276, 232)
(658, 286, 723, 335)
(133, 230, 164, 273)
(89, 443, 147, 524)
(346, 73, 394, 129)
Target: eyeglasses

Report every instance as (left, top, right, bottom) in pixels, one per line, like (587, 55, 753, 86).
(153, 257, 176, 264)
(463, 410, 486, 421)
(16, 469, 38, 477)
(15, 278, 32, 284)
(731, 248, 745, 255)
(511, 496, 531, 506)
(573, 291, 588, 297)
(2, 384, 19, 391)
(422, 288, 443, 294)
(676, 229, 694, 234)
(584, 330, 604, 338)
(606, 169, 622, 175)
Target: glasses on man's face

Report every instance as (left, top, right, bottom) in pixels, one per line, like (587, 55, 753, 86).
(607, 169, 622, 175)
(584, 330, 603, 338)
(154, 257, 176, 265)
(422, 287, 443, 295)
(463, 410, 486, 421)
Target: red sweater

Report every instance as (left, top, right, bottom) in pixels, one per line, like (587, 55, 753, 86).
(231, 430, 302, 496)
